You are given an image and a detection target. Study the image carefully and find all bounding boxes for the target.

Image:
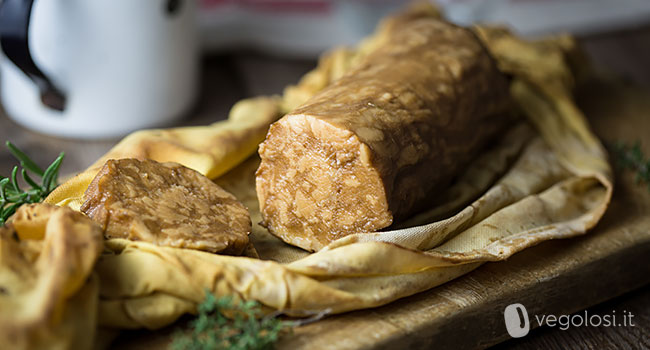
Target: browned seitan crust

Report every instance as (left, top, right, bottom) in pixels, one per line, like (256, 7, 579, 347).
(81, 158, 251, 255)
(256, 18, 513, 251)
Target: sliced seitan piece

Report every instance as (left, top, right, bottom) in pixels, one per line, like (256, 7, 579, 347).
(81, 158, 250, 255)
(256, 18, 513, 251)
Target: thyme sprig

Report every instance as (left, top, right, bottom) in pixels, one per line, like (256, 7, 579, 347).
(610, 141, 650, 192)
(0, 142, 64, 226)
(171, 292, 293, 350)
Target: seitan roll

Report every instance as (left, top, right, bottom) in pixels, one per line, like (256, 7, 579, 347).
(256, 18, 513, 251)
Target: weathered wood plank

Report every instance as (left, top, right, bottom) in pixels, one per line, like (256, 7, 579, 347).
(496, 284, 650, 350)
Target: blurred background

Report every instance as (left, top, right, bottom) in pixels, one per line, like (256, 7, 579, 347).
(0, 1, 648, 195)
(0, 0, 648, 174)
(198, 0, 650, 56)
(0, 0, 648, 188)
(1, 0, 650, 145)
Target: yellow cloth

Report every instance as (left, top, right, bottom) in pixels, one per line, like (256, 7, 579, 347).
(0, 204, 103, 349)
(43, 4, 612, 332)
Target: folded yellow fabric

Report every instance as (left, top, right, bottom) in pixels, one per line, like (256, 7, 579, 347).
(0, 204, 103, 349)
(41, 3, 612, 333)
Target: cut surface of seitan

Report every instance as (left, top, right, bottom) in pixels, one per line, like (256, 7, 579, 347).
(256, 18, 513, 252)
(81, 158, 250, 255)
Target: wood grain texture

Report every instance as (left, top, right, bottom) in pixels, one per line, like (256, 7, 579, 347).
(1, 28, 649, 349)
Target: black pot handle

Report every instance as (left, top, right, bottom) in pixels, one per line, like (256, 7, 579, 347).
(0, 0, 66, 111)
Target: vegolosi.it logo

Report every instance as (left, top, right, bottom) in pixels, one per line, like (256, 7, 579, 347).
(504, 303, 530, 338)
(504, 303, 635, 338)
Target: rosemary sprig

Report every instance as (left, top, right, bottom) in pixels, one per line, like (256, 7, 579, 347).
(610, 141, 650, 192)
(171, 292, 293, 350)
(0, 142, 65, 226)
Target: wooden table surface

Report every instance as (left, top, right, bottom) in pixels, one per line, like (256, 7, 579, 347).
(1, 26, 649, 349)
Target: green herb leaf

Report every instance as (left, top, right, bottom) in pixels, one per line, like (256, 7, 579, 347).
(0, 143, 65, 226)
(0, 178, 9, 203)
(6, 141, 45, 177)
(21, 169, 41, 190)
(171, 291, 293, 350)
(1, 202, 21, 223)
(43, 153, 64, 193)
(610, 140, 650, 192)
(10, 166, 20, 193)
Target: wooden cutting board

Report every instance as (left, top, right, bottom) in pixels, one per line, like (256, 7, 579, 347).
(113, 78, 650, 350)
